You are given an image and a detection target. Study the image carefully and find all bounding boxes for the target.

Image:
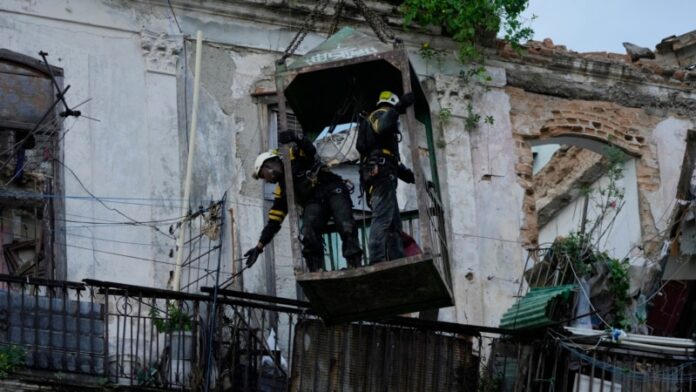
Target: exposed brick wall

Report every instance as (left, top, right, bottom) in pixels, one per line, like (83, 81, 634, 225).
(507, 88, 662, 252)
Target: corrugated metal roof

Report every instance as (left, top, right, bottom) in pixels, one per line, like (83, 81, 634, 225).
(500, 284, 576, 330)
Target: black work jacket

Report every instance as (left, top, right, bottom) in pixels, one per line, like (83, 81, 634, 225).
(359, 105, 401, 161)
(258, 138, 341, 246)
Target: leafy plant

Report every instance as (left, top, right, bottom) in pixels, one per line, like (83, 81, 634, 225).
(459, 66, 491, 84)
(603, 255, 631, 330)
(438, 107, 453, 124)
(464, 102, 481, 131)
(401, 0, 534, 62)
(0, 345, 25, 378)
(150, 302, 192, 334)
(418, 41, 447, 67)
(549, 147, 633, 330)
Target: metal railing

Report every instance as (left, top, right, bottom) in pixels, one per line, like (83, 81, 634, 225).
(320, 183, 452, 287)
(0, 274, 483, 391)
(321, 209, 420, 271)
(0, 275, 103, 377)
(489, 335, 696, 392)
(178, 200, 226, 295)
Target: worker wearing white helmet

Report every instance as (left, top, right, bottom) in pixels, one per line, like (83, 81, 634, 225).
(245, 131, 363, 272)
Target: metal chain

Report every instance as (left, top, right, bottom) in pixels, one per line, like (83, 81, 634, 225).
(328, 0, 344, 36)
(280, 0, 332, 62)
(351, 0, 399, 45)
(280, 0, 401, 63)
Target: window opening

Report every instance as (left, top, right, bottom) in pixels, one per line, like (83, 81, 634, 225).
(0, 50, 65, 279)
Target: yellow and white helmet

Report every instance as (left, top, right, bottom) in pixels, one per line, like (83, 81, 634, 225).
(377, 90, 399, 107)
(252, 150, 279, 179)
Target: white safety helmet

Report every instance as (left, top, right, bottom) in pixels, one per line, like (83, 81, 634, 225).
(252, 150, 279, 179)
(376, 90, 399, 107)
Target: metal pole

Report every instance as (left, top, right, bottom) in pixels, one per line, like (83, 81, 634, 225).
(172, 31, 204, 291)
(274, 62, 304, 274)
(204, 196, 227, 392)
(399, 51, 432, 254)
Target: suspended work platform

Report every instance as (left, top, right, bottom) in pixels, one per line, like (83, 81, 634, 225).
(275, 27, 453, 324)
(298, 255, 453, 324)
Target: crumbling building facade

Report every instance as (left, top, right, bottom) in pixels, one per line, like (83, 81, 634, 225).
(1, 0, 695, 390)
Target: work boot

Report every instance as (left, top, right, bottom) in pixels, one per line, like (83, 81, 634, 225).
(305, 257, 324, 272)
(346, 254, 363, 269)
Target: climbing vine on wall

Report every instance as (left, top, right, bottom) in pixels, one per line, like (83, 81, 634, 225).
(402, 1, 533, 134)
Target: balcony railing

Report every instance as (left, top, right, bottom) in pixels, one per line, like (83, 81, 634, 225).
(0, 274, 478, 391)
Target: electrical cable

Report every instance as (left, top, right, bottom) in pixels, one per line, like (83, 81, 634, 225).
(55, 158, 176, 240)
(62, 242, 233, 276)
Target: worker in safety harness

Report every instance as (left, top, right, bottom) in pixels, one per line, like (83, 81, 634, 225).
(357, 90, 416, 264)
(244, 131, 363, 272)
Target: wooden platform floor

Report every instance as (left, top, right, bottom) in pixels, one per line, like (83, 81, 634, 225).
(297, 255, 453, 324)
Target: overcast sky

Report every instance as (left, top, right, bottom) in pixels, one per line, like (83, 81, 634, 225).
(522, 1, 696, 53)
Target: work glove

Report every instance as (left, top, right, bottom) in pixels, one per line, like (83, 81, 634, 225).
(278, 131, 298, 145)
(244, 246, 263, 268)
(398, 164, 415, 184)
(395, 92, 415, 114)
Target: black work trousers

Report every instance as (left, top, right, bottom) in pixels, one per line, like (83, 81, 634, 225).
(300, 182, 363, 271)
(368, 175, 404, 263)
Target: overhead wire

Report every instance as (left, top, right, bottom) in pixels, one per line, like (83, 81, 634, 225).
(0, 227, 229, 277)
(55, 158, 177, 240)
(62, 242, 233, 276)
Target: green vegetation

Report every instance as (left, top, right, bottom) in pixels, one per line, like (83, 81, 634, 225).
(0, 345, 25, 378)
(404, 1, 525, 133)
(150, 302, 192, 334)
(551, 146, 632, 330)
(438, 107, 452, 124)
(401, 0, 533, 61)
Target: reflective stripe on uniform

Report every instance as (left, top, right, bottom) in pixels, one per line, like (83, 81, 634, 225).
(368, 108, 389, 134)
(273, 184, 282, 198)
(288, 147, 306, 161)
(268, 214, 284, 222)
(269, 209, 286, 218)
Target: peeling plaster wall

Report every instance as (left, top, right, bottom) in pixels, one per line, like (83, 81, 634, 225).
(0, 2, 178, 287)
(0, 0, 286, 295)
(429, 68, 526, 326)
(2, 0, 695, 331)
(648, 117, 695, 233)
